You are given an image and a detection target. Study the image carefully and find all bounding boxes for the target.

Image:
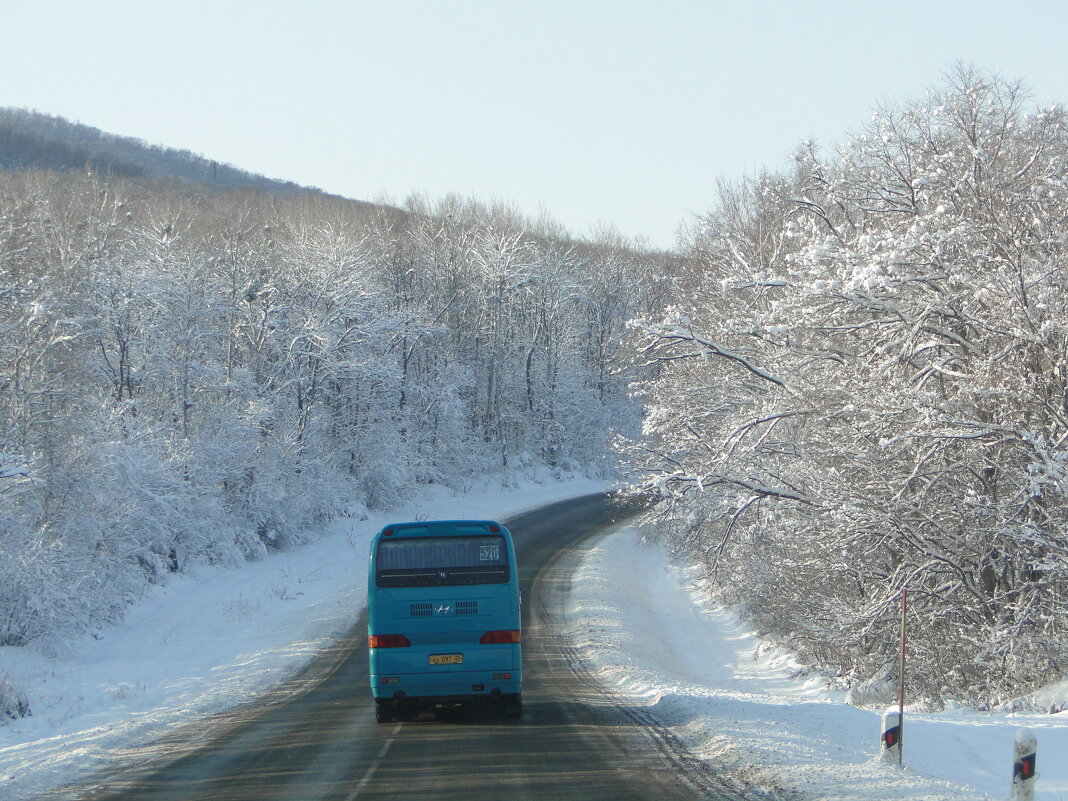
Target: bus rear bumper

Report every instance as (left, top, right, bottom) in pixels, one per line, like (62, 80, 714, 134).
(370, 671, 521, 703)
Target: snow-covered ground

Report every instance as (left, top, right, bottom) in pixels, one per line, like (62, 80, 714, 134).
(0, 475, 606, 801)
(4, 480, 1066, 801)
(566, 524, 1068, 801)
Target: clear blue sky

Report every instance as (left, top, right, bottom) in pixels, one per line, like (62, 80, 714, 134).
(3, 0, 1068, 248)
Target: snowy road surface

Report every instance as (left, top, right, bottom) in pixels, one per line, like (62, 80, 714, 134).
(1, 478, 607, 799)
(6, 489, 735, 800)
(2, 477, 1067, 800)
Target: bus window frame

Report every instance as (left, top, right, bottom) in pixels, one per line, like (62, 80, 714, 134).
(374, 534, 511, 589)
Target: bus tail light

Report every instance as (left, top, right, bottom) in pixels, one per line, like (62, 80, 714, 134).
(480, 630, 521, 644)
(369, 634, 411, 648)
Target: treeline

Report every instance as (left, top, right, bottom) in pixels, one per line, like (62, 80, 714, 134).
(0, 108, 320, 196)
(628, 67, 1068, 706)
(0, 166, 666, 647)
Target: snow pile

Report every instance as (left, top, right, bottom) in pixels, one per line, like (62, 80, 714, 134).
(0, 475, 605, 801)
(566, 525, 1068, 801)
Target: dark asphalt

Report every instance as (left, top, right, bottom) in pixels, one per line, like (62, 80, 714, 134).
(39, 493, 740, 801)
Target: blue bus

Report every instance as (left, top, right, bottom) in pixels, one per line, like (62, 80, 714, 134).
(367, 520, 522, 722)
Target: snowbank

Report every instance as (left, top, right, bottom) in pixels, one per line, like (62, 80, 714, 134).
(566, 524, 1068, 801)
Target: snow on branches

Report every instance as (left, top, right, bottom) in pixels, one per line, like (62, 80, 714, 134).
(627, 67, 1068, 706)
(0, 180, 654, 654)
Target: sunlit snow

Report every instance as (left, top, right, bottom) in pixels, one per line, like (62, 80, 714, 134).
(565, 524, 1068, 801)
(3, 482, 1067, 801)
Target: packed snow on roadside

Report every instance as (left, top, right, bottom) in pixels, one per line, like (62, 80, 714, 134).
(0, 475, 606, 801)
(566, 523, 1068, 801)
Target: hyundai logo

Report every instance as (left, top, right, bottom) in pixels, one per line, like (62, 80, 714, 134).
(435, 604, 452, 615)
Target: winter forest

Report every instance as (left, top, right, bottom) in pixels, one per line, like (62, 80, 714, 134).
(0, 163, 664, 648)
(4, 67, 1068, 712)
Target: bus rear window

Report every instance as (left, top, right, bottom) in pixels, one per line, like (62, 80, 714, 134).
(376, 535, 509, 587)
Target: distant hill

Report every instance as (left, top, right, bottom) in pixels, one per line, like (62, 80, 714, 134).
(0, 107, 358, 202)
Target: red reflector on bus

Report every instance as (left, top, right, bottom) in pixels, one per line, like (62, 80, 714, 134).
(480, 630, 521, 644)
(489, 525, 500, 533)
(383, 528, 393, 536)
(369, 634, 411, 648)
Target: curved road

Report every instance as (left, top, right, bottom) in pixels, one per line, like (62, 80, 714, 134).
(43, 493, 743, 801)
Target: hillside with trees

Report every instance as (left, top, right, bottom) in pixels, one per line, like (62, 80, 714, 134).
(0, 108, 329, 197)
(0, 144, 666, 650)
(5, 68, 1067, 711)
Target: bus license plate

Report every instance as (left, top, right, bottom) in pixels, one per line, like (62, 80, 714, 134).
(429, 653, 463, 665)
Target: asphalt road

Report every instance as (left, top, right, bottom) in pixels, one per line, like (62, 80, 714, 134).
(42, 493, 744, 801)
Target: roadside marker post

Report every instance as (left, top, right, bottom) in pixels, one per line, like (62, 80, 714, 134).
(879, 587, 907, 766)
(880, 707, 902, 764)
(895, 586, 907, 765)
(1011, 728, 1037, 801)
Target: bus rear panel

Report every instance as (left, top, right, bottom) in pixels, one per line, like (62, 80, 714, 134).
(367, 520, 522, 721)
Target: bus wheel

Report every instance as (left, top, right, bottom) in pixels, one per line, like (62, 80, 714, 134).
(375, 702, 393, 724)
(505, 694, 522, 720)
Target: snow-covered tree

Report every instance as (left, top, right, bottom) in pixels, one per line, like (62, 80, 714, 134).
(629, 67, 1068, 705)
(0, 166, 651, 653)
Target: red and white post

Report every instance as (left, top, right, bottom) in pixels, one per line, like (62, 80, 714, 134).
(880, 707, 902, 764)
(893, 586, 907, 765)
(879, 588, 907, 765)
(1011, 728, 1037, 801)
